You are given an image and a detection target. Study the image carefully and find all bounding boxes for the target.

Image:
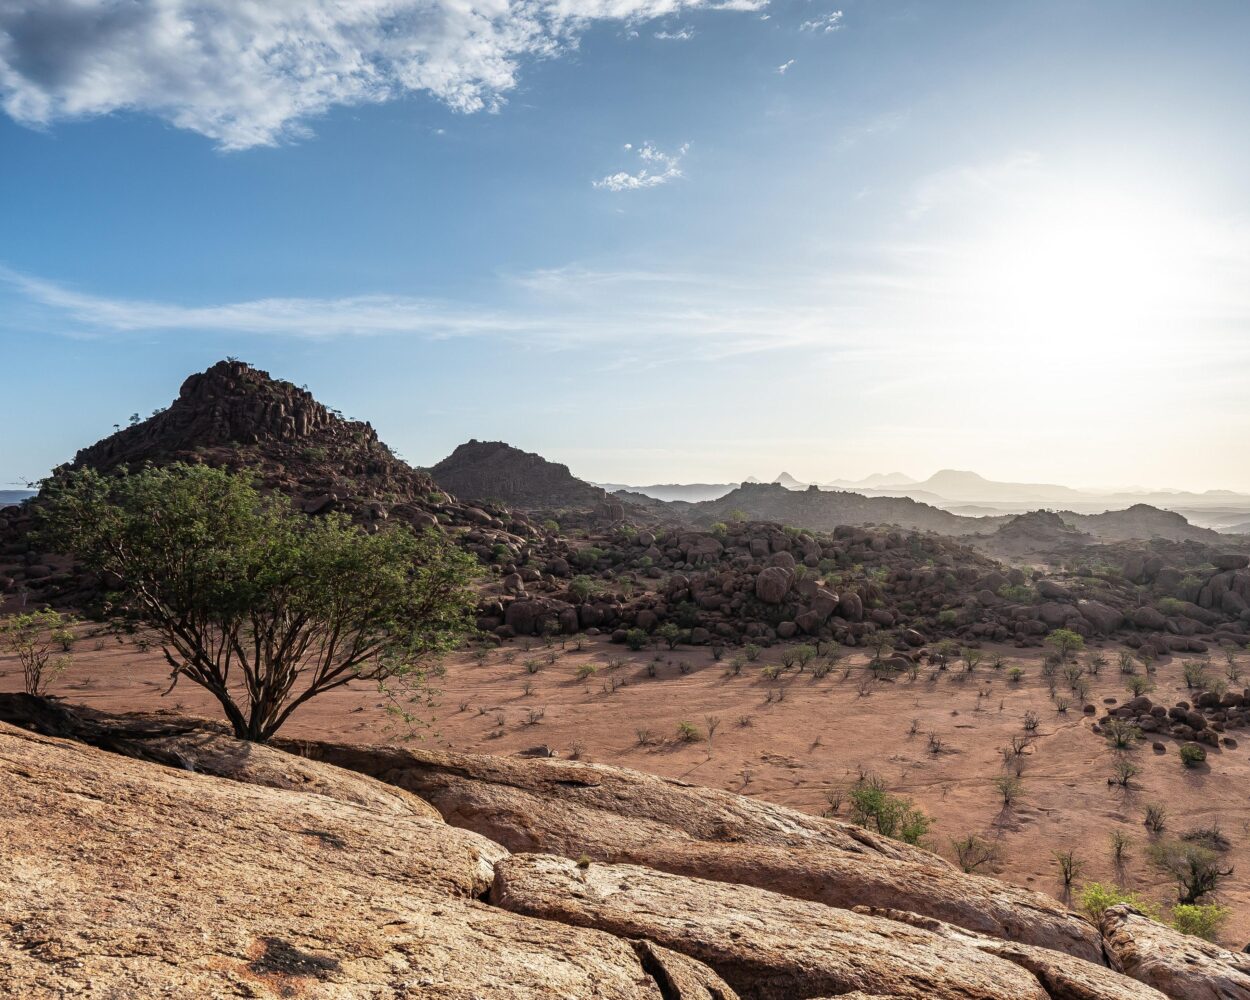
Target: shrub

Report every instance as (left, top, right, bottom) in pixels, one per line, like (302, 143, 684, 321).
(656, 622, 684, 650)
(1046, 628, 1085, 661)
(1180, 743, 1207, 768)
(1125, 675, 1153, 697)
(0, 608, 77, 695)
(1054, 849, 1085, 887)
(576, 663, 599, 681)
(1079, 883, 1161, 922)
(624, 628, 648, 651)
(1182, 660, 1208, 690)
(676, 720, 703, 743)
(1103, 719, 1142, 749)
(744, 643, 762, 662)
(1171, 903, 1230, 941)
(848, 776, 931, 845)
(1144, 802, 1168, 833)
(1007, 666, 1025, 683)
(1150, 839, 1234, 903)
(951, 834, 997, 873)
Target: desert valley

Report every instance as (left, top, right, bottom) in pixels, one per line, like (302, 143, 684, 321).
(5, 360, 1250, 998)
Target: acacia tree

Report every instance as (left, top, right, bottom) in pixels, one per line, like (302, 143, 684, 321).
(40, 464, 478, 743)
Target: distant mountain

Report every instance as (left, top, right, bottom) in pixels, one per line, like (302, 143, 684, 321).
(679, 482, 1002, 535)
(431, 440, 609, 511)
(772, 472, 806, 489)
(0, 490, 34, 507)
(595, 482, 736, 502)
(909, 469, 1085, 504)
(1064, 504, 1221, 544)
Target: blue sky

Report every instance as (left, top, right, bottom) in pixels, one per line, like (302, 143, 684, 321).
(3, 1, 1250, 489)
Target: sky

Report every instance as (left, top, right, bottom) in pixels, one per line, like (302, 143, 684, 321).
(2, 0, 1250, 491)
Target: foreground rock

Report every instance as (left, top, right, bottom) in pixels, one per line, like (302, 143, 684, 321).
(275, 738, 936, 862)
(278, 737, 1101, 960)
(854, 906, 1167, 1000)
(0, 722, 738, 998)
(1100, 905, 1250, 999)
(491, 853, 1052, 1000)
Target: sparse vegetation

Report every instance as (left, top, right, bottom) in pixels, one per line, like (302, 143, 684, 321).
(847, 775, 931, 846)
(0, 608, 77, 695)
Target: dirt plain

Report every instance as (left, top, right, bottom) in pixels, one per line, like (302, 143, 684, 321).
(5, 627, 1250, 948)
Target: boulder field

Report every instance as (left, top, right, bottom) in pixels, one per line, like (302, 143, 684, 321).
(1, 697, 1247, 999)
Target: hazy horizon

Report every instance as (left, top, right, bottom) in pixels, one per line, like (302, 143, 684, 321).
(4, 1, 1250, 490)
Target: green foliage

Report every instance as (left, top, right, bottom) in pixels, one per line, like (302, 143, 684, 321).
(998, 583, 1037, 603)
(1179, 743, 1207, 767)
(1103, 719, 1143, 749)
(1046, 628, 1085, 661)
(568, 575, 599, 601)
(39, 464, 477, 742)
(848, 775, 931, 846)
(676, 720, 703, 742)
(1170, 903, 1230, 941)
(937, 609, 957, 626)
(624, 628, 648, 651)
(656, 622, 685, 650)
(1078, 883, 1161, 922)
(1156, 597, 1187, 616)
(0, 608, 77, 695)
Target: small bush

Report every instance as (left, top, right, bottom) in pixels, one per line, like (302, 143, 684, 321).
(1171, 903, 1230, 941)
(848, 776, 931, 846)
(624, 628, 647, 651)
(1180, 743, 1206, 768)
(676, 720, 703, 743)
(1079, 882, 1161, 922)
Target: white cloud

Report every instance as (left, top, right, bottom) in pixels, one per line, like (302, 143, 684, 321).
(654, 26, 695, 39)
(799, 10, 843, 33)
(592, 141, 689, 192)
(776, 58, 795, 74)
(0, 1, 766, 150)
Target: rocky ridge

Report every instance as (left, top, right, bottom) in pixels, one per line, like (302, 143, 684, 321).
(0, 694, 1241, 999)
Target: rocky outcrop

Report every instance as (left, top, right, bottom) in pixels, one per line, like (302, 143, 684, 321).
(272, 737, 938, 864)
(491, 853, 1052, 1000)
(1100, 905, 1250, 999)
(0, 719, 742, 999)
(431, 438, 613, 512)
(854, 906, 1167, 1000)
(0, 701, 1237, 999)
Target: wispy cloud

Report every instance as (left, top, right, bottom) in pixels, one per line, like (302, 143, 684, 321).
(776, 59, 796, 74)
(593, 141, 690, 192)
(0, 1, 765, 150)
(800, 10, 844, 33)
(654, 26, 695, 40)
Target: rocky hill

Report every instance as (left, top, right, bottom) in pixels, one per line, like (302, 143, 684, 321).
(431, 439, 619, 516)
(0, 361, 550, 610)
(3, 693, 1246, 999)
(675, 482, 1003, 535)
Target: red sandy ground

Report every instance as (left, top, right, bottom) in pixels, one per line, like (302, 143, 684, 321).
(5, 630, 1249, 947)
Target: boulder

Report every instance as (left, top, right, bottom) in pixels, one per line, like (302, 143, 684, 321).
(1100, 904, 1250, 999)
(492, 855, 1051, 1000)
(854, 906, 1166, 1000)
(755, 565, 793, 605)
(274, 739, 938, 865)
(1213, 553, 1250, 571)
(1131, 606, 1168, 630)
(505, 597, 577, 635)
(838, 591, 864, 622)
(1079, 600, 1125, 634)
